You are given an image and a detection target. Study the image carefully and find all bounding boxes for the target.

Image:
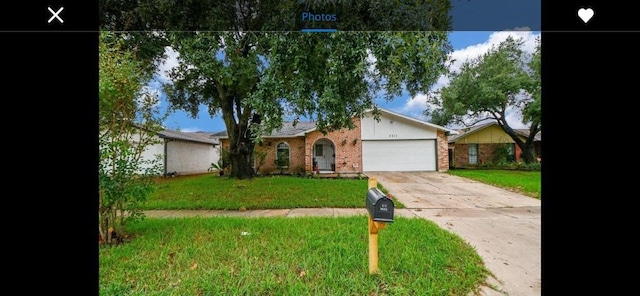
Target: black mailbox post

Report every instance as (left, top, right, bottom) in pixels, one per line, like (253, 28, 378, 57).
(366, 187, 394, 223)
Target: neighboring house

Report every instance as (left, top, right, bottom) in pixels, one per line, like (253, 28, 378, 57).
(140, 129, 220, 176)
(218, 108, 458, 174)
(447, 121, 541, 168)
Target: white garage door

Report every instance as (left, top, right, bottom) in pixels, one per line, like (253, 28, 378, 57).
(362, 140, 436, 171)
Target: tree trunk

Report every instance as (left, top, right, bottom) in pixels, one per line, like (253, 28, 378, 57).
(220, 90, 260, 179)
(229, 153, 254, 179)
(497, 120, 539, 164)
(521, 144, 537, 164)
(229, 139, 255, 179)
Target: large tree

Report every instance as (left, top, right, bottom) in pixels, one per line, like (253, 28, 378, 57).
(164, 31, 452, 179)
(100, 0, 455, 179)
(427, 36, 541, 163)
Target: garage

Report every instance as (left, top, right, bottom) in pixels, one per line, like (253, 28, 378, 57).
(362, 139, 436, 171)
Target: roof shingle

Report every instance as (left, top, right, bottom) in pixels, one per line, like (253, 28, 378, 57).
(158, 129, 220, 145)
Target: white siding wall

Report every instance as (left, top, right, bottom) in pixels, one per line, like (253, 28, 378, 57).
(101, 133, 165, 175)
(361, 114, 437, 140)
(166, 140, 218, 175)
(139, 139, 165, 173)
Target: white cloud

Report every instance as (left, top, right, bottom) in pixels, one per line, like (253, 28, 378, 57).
(177, 127, 203, 132)
(393, 93, 429, 121)
(155, 46, 180, 84)
(402, 30, 541, 128)
(366, 49, 377, 75)
(505, 106, 527, 129)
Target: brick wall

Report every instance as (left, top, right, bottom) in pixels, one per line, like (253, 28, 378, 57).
(452, 143, 512, 168)
(253, 137, 306, 174)
(304, 117, 363, 174)
(219, 118, 363, 174)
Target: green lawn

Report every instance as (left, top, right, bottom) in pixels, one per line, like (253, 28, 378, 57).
(100, 216, 489, 296)
(145, 174, 406, 210)
(447, 169, 541, 199)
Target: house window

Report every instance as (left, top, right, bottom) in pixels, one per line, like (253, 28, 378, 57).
(507, 144, 516, 162)
(315, 144, 323, 157)
(469, 144, 478, 165)
(276, 142, 290, 167)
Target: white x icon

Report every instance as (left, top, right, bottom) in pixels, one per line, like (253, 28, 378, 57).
(48, 6, 64, 24)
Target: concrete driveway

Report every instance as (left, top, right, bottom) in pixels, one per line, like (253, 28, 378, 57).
(366, 171, 541, 296)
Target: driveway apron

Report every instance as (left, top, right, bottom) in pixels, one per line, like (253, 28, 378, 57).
(367, 171, 541, 296)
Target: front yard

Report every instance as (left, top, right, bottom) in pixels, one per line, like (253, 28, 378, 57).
(145, 174, 405, 210)
(100, 216, 489, 295)
(100, 172, 511, 295)
(447, 169, 541, 199)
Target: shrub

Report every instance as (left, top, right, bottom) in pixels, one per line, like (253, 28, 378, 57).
(517, 161, 541, 171)
(294, 165, 305, 176)
(274, 157, 290, 175)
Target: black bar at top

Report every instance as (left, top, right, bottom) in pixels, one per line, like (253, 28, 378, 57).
(2, 1, 639, 32)
(1, 2, 97, 31)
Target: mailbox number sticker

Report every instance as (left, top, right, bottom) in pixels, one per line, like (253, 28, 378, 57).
(380, 204, 388, 211)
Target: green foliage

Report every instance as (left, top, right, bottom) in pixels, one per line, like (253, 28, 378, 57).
(212, 147, 231, 174)
(516, 161, 541, 171)
(274, 157, 290, 175)
(293, 165, 306, 176)
(100, 1, 454, 179)
(253, 149, 269, 174)
(523, 36, 541, 126)
(99, 31, 167, 244)
(428, 36, 532, 127)
(427, 35, 541, 163)
(162, 31, 451, 179)
(492, 143, 515, 165)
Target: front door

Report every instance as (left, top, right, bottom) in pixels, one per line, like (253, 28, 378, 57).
(314, 140, 335, 171)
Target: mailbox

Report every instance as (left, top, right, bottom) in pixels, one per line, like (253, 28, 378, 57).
(366, 188, 394, 223)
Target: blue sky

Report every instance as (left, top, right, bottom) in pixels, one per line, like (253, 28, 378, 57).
(152, 30, 540, 133)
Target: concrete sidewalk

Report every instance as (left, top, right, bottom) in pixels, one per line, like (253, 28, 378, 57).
(143, 208, 418, 218)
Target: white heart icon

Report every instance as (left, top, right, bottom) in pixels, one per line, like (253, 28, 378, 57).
(578, 8, 594, 24)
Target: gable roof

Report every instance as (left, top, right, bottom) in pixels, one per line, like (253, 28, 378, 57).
(217, 108, 459, 139)
(515, 128, 542, 141)
(448, 121, 541, 143)
(158, 129, 219, 145)
(210, 130, 228, 137)
(269, 121, 317, 137)
(367, 108, 459, 135)
(213, 121, 316, 139)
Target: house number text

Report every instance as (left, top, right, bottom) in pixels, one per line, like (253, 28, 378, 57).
(388, 134, 398, 138)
